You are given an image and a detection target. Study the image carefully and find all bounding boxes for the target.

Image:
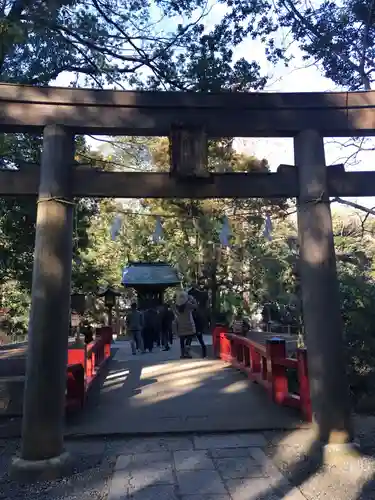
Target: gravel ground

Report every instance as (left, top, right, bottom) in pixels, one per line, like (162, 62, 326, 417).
(0, 439, 117, 500)
(263, 423, 375, 500)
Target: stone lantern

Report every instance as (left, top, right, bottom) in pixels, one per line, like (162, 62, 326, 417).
(70, 292, 86, 345)
(97, 286, 121, 326)
(70, 292, 86, 315)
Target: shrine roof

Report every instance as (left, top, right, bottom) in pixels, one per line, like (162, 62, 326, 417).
(121, 262, 180, 287)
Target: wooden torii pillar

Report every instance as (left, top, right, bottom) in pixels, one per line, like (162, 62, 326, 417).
(294, 130, 355, 458)
(12, 125, 75, 478)
(11, 123, 208, 478)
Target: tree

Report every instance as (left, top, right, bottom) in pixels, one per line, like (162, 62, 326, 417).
(84, 136, 289, 320)
(0, 133, 103, 337)
(270, 0, 375, 188)
(0, 0, 276, 90)
(329, 211, 375, 408)
(274, 0, 375, 90)
(0, 134, 100, 283)
(266, 1, 375, 179)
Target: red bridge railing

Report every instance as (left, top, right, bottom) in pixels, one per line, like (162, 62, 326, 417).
(212, 326, 312, 421)
(66, 326, 113, 410)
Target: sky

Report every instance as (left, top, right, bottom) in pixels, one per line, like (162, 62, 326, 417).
(51, 2, 375, 211)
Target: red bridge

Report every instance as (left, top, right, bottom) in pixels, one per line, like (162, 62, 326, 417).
(0, 325, 311, 432)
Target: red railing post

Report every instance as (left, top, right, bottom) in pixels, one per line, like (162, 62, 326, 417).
(212, 327, 219, 356)
(95, 326, 113, 362)
(218, 332, 229, 361)
(243, 344, 250, 367)
(297, 348, 312, 422)
(218, 327, 229, 358)
(218, 333, 223, 358)
(104, 341, 110, 359)
(237, 341, 244, 365)
(67, 346, 86, 372)
(86, 353, 93, 379)
(250, 345, 261, 374)
(66, 364, 85, 409)
(230, 337, 236, 362)
(266, 338, 289, 404)
(212, 326, 229, 358)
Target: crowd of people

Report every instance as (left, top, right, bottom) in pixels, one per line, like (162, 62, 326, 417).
(126, 289, 207, 359)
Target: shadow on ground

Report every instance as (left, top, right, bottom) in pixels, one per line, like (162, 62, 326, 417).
(2, 340, 375, 498)
(2, 425, 375, 499)
(65, 339, 302, 437)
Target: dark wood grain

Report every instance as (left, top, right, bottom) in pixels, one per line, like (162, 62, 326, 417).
(0, 84, 374, 136)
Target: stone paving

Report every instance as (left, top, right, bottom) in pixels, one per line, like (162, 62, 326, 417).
(107, 433, 306, 500)
(2, 429, 375, 499)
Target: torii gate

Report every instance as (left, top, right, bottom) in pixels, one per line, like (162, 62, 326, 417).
(2, 84, 374, 476)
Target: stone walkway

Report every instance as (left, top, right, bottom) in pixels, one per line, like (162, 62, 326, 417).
(2, 428, 375, 499)
(67, 338, 302, 436)
(107, 432, 305, 500)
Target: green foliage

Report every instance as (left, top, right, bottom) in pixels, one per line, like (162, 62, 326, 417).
(0, 0, 279, 90)
(275, 0, 375, 89)
(0, 196, 36, 286)
(0, 0, 285, 341)
(0, 280, 30, 337)
(0, 134, 101, 337)
(82, 137, 289, 323)
(330, 213, 375, 404)
(339, 261, 375, 404)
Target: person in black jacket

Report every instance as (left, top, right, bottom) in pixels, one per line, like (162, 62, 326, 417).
(185, 307, 207, 358)
(160, 303, 174, 351)
(142, 308, 157, 352)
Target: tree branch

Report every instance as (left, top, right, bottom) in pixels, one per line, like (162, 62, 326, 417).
(332, 197, 375, 216)
(279, 0, 370, 89)
(0, 0, 31, 72)
(359, 0, 375, 90)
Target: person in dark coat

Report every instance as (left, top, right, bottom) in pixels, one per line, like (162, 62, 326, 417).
(160, 303, 174, 351)
(154, 307, 162, 347)
(174, 291, 207, 359)
(142, 308, 157, 352)
(126, 302, 145, 354)
(185, 306, 207, 358)
(188, 284, 209, 334)
(81, 320, 94, 344)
